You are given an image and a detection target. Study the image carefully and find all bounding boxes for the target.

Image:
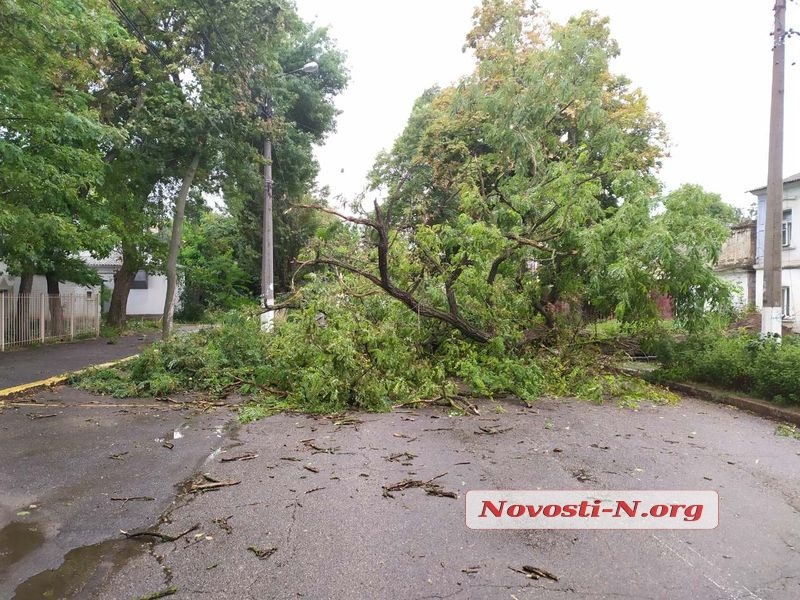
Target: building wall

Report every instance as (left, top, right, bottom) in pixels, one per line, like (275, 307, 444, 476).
(0, 263, 100, 297)
(94, 268, 171, 317)
(719, 269, 754, 309)
(1, 262, 171, 318)
(754, 180, 800, 331)
(755, 267, 800, 324)
(719, 222, 756, 269)
(755, 182, 800, 268)
(716, 221, 756, 310)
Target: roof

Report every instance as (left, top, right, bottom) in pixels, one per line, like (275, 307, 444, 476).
(749, 171, 800, 195)
(79, 251, 122, 268)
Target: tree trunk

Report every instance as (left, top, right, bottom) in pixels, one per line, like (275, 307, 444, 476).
(45, 273, 64, 336)
(108, 249, 137, 328)
(162, 148, 202, 340)
(16, 272, 33, 335)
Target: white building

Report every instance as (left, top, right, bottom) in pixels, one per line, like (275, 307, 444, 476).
(0, 255, 171, 319)
(752, 171, 800, 332)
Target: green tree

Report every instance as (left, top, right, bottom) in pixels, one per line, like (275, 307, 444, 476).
(301, 1, 734, 346)
(0, 0, 131, 323)
(92, 0, 346, 333)
(176, 211, 253, 321)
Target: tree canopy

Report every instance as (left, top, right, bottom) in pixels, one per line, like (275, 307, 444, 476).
(1, 0, 347, 329)
(0, 0, 132, 284)
(300, 1, 736, 345)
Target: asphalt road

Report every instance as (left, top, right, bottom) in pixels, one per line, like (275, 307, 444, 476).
(0, 386, 241, 599)
(2, 388, 799, 599)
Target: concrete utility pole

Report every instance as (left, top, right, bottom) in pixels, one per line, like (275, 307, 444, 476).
(762, 0, 786, 340)
(260, 61, 319, 332)
(261, 135, 275, 331)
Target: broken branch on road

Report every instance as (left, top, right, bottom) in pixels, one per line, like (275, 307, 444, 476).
(190, 479, 241, 493)
(509, 565, 559, 581)
(220, 452, 258, 462)
(111, 496, 155, 504)
(122, 523, 199, 543)
(475, 425, 513, 435)
(383, 472, 458, 499)
(302, 439, 340, 454)
(248, 545, 277, 559)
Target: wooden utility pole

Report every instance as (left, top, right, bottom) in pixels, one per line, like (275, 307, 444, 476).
(762, 0, 786, 339)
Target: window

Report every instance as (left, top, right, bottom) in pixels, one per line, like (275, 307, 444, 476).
(131, 270, 148, 290)
(782, 209, 792, 247)
(782, 286, 791, 318)
(86, 291, 93, 299)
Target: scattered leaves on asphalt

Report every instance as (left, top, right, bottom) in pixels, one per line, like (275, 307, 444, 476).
(382, 473, 457, 499)
(136, 587, 177, 600)
(385, 452, 417, 463)
(572, 469, 593, 483)
(213, 516, 233, 534)
(302, 439, 340, 454)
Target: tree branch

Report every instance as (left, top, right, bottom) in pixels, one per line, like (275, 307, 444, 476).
(290, 204, 378, 230)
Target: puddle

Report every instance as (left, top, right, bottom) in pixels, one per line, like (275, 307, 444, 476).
(12, 538, 143, 600)
(0, 521, 45, 574)
(155, 426, 186, 444)
(223, 419, 242, 441)
(205, 446, 223, 464)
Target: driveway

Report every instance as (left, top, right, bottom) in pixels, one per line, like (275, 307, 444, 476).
(2, 390, 799, 599)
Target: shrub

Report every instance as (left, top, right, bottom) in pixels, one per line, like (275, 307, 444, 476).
(654, 332, 800, 405)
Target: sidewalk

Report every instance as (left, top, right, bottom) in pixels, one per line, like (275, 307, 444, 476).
(0, 332, 157, 393)
(621, 362, 800, 427)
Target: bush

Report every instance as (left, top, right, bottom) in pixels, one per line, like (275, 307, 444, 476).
(654, 332, 800, 405)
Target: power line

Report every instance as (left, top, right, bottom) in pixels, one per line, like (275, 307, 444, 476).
(108, 0, 166, 67)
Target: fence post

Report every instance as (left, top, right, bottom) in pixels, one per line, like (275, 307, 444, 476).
(40, 293, 45, 344)
(1, 294, 5, 352)
(95, 293, 101, 337)
(70, 293, 75, 340)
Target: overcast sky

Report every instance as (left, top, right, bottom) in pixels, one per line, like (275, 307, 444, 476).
(295, 1, 799, 212)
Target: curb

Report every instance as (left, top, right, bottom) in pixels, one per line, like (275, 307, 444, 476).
(0, 355, 138, 400)
(621, 367, 800, 427)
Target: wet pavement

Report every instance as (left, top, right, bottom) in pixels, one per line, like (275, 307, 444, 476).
(2, 387, 800, 599)
(0, 332, 156, 389)
(0, 386, 241, 599)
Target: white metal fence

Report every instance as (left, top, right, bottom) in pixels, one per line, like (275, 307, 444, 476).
(0, 293, 100, 351)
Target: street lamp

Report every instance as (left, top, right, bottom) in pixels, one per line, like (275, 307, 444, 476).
(261, 60, 319, 330)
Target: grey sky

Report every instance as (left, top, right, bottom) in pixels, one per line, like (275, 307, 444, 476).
(295, 1, 798, 212)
